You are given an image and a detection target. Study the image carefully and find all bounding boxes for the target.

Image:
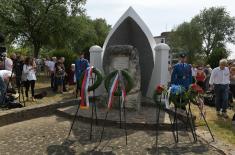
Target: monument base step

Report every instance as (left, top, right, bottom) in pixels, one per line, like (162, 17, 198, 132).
(56, 106, 189, 131)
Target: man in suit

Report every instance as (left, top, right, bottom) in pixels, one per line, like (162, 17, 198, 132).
(75, 53, 89, 97)
(171, 53, 192, 90)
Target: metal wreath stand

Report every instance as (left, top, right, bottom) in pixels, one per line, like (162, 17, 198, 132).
(155, 91, 198, 144)
(67, 68, 100, 140)
(100, 70, 133, 145)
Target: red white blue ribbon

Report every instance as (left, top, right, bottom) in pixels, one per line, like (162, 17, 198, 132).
(107, 71, 127, 109)
(80, 66, 93, 109)
(118, 70, 126, 108)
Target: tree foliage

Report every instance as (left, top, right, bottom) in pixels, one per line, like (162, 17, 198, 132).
(169, 7, 235, 66)
(169, 22, 202, 63)
(192, 7, 235, 57)
(0, 0, 86, 57)
(206, 44, 230, 68)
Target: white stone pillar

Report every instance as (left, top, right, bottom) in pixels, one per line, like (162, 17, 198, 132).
(146, 43, 170, 98)
(89, 45, 105, 96)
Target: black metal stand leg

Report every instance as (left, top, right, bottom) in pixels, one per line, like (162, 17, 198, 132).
(94, 103, 98, 125)
(123, 101, 127, 145)
(188, 103, 197, 142)
(186, 108, 196, 142)
(197, 105, 214, 141)
(173, 107, 179, 143)
(67, 100, 80, 138)
(18, 87, 21, 103)
(90, 104, 94, 140)
(100, 110, 109, 143)
(175, 107, 179, 143)
(119, 96, 122, 129)
(156, 107, 160, 148)
(93, 78, 98, 125)
(169, 111, 177, 143)
(185, 108, 189, 131)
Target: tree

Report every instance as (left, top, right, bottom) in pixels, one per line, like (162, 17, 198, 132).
(0, 0, 86, 57)
(206, 43, 230, 68)
(169, 22, 202, 63)
(192, 7, 235, 58)
(56, 16, 111, 53)
(92, 18, 111, 46)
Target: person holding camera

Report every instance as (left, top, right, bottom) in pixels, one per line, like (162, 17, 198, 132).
(22, 57, 37, 101)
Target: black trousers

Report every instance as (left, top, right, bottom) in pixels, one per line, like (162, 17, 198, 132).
(50, 73, 55, 89)
(24, 80, 35, 98)
(230, 84, 235, 98)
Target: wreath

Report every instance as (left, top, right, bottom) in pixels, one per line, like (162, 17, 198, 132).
(105, 70, 134, 96)
(79, 67, 103, 91)
(169, 85, 189, 108)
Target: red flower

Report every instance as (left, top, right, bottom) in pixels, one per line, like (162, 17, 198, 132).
(156, 85, 165, 94)
(190, 84, 204, 94)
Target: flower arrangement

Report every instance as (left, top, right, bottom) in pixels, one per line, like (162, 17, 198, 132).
(156, 85, 165, 95)
(153, 84, 167, 108)
(187, 84, 204, 102)
(153, 83, 205, 109)
(169, 84, 188, 108)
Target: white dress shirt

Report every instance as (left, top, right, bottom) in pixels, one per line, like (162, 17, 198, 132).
(47, 61, 55, 72)
(191, 67, 197, 77)
(209, 67, 230, 85)
(23, 64, 37, 81)
(4, 57, 13, 71)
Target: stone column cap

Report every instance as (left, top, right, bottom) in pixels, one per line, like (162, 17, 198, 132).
(89, 45, 103, 53)
(155, 43, 170, 51)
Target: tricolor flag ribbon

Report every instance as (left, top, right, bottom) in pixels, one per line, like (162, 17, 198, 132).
(107, 71, 127, 109)
(118, 70, 126, 109)
(107, 73, 119, 109)
(80, 66, 93, 109)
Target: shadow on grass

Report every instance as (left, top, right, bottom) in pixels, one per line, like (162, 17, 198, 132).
(146, 140, 212, 155)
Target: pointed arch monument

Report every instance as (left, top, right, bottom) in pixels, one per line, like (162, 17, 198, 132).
(90, 7, 170, 104)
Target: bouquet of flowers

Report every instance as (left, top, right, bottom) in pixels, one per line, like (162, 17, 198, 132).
(188, 84, 206, 118)
(153, 85, 167, 108)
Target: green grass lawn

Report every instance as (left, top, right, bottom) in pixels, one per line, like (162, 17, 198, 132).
(191, 104, 235, 145)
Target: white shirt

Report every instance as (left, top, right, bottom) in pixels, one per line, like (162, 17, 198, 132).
(47, 61, 55, 72)
(23, 64, 37, 81)
(4, 57, 13, 71)
(192, 67, 197, 77)
(0, 70, 12, 80)
(209, 67, 230, 85)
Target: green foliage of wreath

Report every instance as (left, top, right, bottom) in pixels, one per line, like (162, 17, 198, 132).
(105, 70, 134, 96)
(153, 91, 166, 109)
(79, 67, 103, 91)
(169, 93, 189, 108)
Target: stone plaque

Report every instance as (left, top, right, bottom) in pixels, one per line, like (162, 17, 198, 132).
(113, 56, 129, 70)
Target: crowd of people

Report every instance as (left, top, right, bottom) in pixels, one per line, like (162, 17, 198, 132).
(0, 52, 90, 105)
(0, 49, 234, 124)
(170, 53, 235, 121)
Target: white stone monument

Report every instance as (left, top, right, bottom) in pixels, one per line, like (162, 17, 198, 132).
(89, 7, 170, 106)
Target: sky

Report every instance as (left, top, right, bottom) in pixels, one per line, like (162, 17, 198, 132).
(85, 0, 235, 59)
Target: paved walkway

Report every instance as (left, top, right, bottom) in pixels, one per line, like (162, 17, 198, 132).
(0, 115, 223, 155)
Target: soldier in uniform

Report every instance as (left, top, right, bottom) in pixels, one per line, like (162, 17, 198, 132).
(75, 52, 89, 97)
(171, 53, 192, 90)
